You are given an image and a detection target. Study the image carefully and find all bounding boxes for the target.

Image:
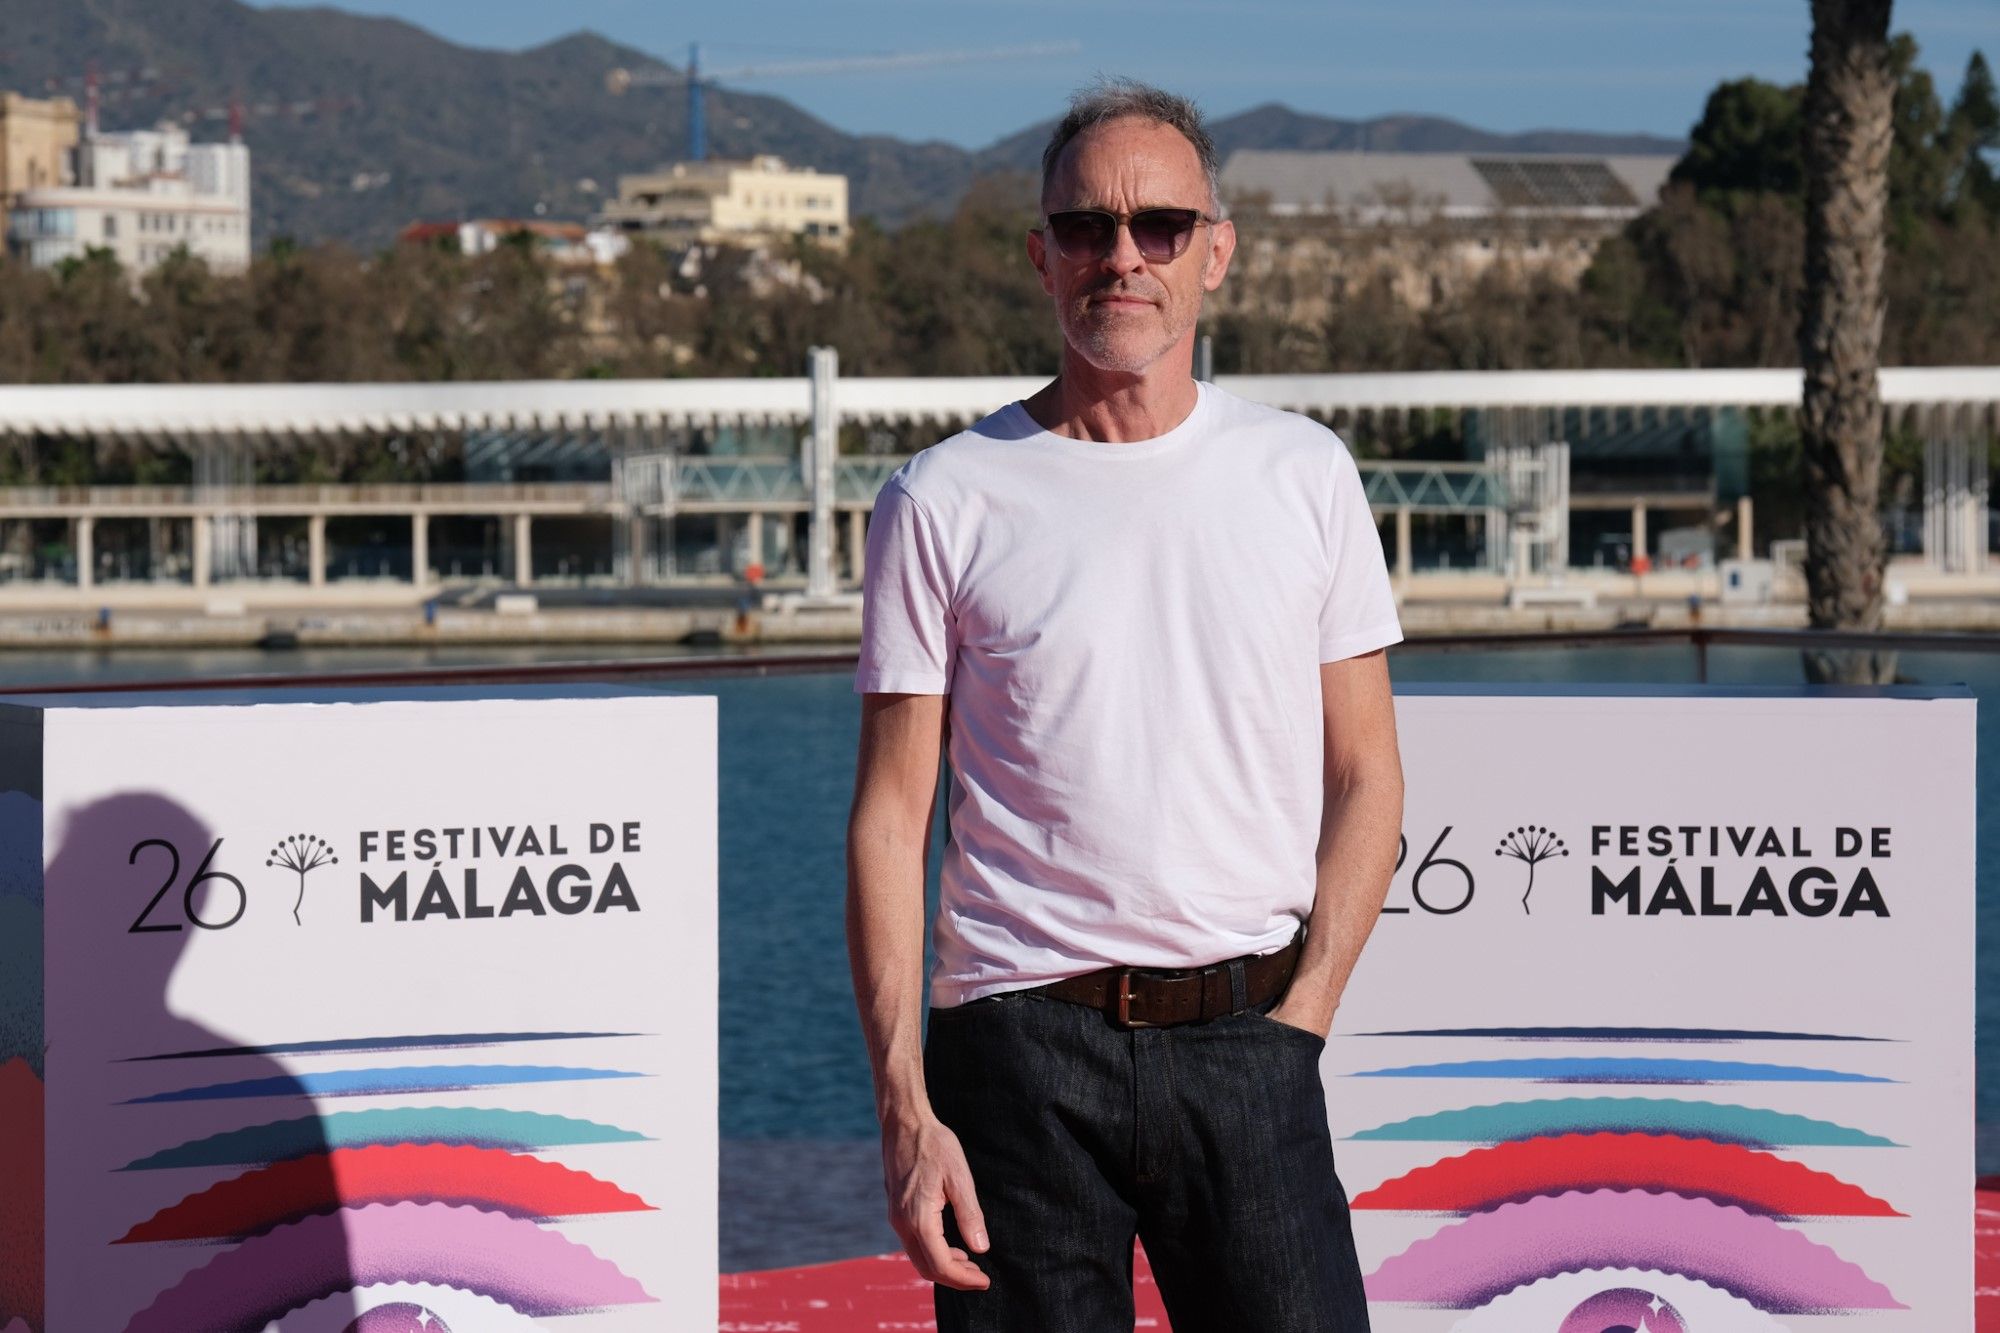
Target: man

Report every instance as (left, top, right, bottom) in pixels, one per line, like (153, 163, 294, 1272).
(847, 80, 1404, 1332)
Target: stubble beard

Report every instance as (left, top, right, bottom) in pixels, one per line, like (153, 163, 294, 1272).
(1060, 294, 1198, 375)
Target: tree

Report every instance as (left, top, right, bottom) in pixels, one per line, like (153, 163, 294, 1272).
(1946, 51, 1999, 214)
(46, 249, 166, 384)
(0, 259, 47, 384)
(1886, 33, 1951, 236)
(454, 239, 572, 381)
(1798, 0, 1898, 684)
(141, 249, 259, 382)
(1673, 78, 1806, 196)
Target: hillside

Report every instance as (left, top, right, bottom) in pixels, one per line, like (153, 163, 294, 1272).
(1, 0, 1686, 249)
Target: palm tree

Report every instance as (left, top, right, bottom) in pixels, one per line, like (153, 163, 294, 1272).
(1799, 0, 1898, 684)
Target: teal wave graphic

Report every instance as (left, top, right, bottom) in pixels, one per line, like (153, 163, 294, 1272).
(1347, 1097, 1899, 1148)
(122, 1105, 651, 1170)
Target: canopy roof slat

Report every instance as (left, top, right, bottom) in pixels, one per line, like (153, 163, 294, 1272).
(1, 369, 1995, 441)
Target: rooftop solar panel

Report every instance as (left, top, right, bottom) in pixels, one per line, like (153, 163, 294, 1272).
(1471, 158, 1638, 209)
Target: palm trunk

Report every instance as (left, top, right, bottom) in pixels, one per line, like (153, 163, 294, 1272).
(1799, 0, 1897, 685)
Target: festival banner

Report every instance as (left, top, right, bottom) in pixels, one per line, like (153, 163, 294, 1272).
(1338, 687, 1976, 1331)
(0, 694, 717, 1333)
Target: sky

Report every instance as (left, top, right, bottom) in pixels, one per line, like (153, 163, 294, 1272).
(248, 0, 1995, 148)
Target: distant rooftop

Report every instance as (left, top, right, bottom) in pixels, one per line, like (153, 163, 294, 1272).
(622, 155, 836, 182)
(1220, 150, 1677, 221)
(400, 219, 589, 245)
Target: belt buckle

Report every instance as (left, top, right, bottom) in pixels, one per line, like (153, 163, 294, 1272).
(1114, 970, 1156, 1030)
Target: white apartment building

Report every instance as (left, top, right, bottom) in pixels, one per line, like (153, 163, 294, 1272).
(597, 155, 848, 248)
(6, 120, 252, 274)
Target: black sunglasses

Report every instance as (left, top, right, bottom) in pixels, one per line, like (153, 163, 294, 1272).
(1040, 207, 1213, 263)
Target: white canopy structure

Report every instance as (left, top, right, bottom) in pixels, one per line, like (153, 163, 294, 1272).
(0, 362, 1993, 592)
(1, 367, 1996, 440)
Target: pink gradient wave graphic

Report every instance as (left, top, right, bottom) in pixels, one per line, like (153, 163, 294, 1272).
(1364, 1187, 1901, 1313)
(121, 1201, 653, 1332)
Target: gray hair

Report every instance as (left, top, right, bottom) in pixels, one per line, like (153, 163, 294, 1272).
(1040, 79, 1220, 213)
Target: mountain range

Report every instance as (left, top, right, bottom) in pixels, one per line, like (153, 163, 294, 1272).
(3, 0, 1687, 250)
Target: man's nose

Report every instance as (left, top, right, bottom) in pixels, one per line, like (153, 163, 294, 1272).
(1102, 220, 1147, 275)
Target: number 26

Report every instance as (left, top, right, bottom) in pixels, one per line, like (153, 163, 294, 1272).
(1379, 825, 1475, 915)
(127, 838, 247, 933)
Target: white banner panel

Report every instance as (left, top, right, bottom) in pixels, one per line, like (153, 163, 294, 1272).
(1336, 689, 1976, 1331)
(22, 694, 715, 1333)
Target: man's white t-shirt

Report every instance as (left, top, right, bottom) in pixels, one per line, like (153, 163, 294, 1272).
(856, 381, 1403, 1007)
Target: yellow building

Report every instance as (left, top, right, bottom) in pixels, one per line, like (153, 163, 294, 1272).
(597, 155, 848, 248)
(0, 93, 81, 234)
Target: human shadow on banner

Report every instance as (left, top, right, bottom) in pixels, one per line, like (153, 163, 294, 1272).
(43, 793, 363, 1333)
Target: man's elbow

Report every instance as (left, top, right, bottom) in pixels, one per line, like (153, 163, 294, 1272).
(847, 793, 932, 866)
(1328, 742, 1403, 803)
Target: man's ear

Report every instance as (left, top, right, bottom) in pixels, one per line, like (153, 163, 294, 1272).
(1201, 218, 1237, 294)
(1027, 227, 1057, 297)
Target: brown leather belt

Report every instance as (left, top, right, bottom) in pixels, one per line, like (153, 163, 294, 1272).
(1026, 932, 1304, 1030)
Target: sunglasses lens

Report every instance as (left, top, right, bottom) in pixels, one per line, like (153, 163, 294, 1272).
(1045, 209, 1203, 261)
(1130, 209, 1199, 261)
(1047, 211, 1116, 259)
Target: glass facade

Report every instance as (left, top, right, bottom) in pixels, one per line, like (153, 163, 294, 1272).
(7, 207, 76, 239)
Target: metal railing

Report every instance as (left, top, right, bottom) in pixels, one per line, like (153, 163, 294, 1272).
(0, 458, 1511, 517)
(1359, 462, 1499, 511)
(0, 482, 619, 514)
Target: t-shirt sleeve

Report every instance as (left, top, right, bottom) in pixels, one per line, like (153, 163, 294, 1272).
(855, 476, 957, 694)
(1318, 442, 1404, 663)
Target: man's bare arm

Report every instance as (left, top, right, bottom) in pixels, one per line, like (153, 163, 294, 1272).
(1269, 649, 1404, 1037)
(846, 691, 990, 1291)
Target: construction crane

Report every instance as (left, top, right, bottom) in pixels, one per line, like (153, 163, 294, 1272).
(605, 41, 1080, 162)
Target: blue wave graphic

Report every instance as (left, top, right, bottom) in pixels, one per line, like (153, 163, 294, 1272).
(123, 1031, 645, 1061)
(1356, 1026, 1889, 1043)
(1350, 1057, 1892, 1084)
(124, 1064, 646, 1103)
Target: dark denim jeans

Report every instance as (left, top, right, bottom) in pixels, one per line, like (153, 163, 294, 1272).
(924, 987, 1372, 1332)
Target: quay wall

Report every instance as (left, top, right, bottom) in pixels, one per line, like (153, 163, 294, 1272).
(0, 573, 1997, 650)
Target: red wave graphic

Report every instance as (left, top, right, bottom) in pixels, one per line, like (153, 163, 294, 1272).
(116, 1142, 653, 1243)
(0, 1059, 42, 1332)
(1351, 1132, 1901, 1218)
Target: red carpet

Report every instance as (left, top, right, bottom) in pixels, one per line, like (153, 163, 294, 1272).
(723, 1190, 2000, 1330)
(721, 1245, 1169, 1330)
